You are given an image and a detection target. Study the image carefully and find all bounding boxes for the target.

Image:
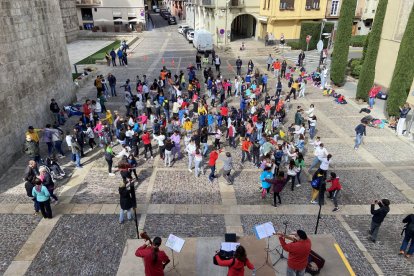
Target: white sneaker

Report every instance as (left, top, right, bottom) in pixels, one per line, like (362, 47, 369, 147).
(109, 173, 115, 176)
(310, 200, 318, 204)
(188, 169, 192, 172)
(151, 156, 154, 159)
(296, 184, 301, 187)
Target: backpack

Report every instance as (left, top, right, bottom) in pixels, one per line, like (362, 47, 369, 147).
(311, 177, 321, 189)
(406, 215, 414, 236)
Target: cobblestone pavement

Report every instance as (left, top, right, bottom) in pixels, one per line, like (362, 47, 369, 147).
(241, 214, 377, 276)
(0, 214, 41, 274)
(26, 214, 136, 276)
(1, 23, 414, 276)
(150, 170, 222, 204)
(144, 214, 226, 237)
(344, 215, 414, 276)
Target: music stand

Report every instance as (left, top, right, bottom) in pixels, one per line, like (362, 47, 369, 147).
(273, 221, 289, 266)
(254, 222, 277, 272)
(165, 234, 185, 275)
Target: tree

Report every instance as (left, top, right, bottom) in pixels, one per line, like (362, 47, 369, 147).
(330, 0, 357, 86)
(356, 0, 388, 100)
(387, 6, 414, 116)
(361, 32, 371, 64)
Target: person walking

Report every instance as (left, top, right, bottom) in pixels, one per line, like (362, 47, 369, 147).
(104, 144, 116, 176)
(24, 135, 41, 164)
(118, 181, 133, 224)
(32, 178, 52, 219)
(71, 137, 82, 168)
(396, 103, 412, 136)
(326, 172, 342, 212)
(214, 245, 255, 275)
(286, 160, 299, 191)
(266, 54, 273, 71)
(194, 148, 203, 177)
(308, 143, 328, 172)
(354, 122, 367, 150)
(260, 166, 273, 199)
(318, 154, 332, 179)
(110, 48, 117, 66)
(236, 56, 243, 76)
(265, 171, 286, 207)
(369, 199, 390, 243)
(108, 73, 117, 97)
(295, 153, 305, 185)
(39, 167, 58, 203)
(222, 152, 234, 184)
(277, 230, 311, 276)
(214, 55, 221, 72)
(135, 237, 170, 275)
(208, 148, 223, 183)
(298, 51, 305, 67)
(185, 139, 197, 172)
(142, 130, 153, 160)
(164, 138, 175, 167)
(241, 137, 252, 163)
(310, 170, 324, 204)
(153, 133, 166, 159)
(399, 214, 414, 259)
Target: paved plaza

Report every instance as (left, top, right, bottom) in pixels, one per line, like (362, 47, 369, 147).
(1, 14, 414, 276)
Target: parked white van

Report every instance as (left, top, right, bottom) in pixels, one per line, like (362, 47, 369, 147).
(193, 30, 213, 53)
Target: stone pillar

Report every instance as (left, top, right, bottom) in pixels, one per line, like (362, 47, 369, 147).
(0, 0, 76, 174)
(59, 0, 79, 43)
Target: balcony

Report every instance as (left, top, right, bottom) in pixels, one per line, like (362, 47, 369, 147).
(76, 0, 101, 6)
(279, 1, 295, 11)
(201, 0, 215, 7)
(230, 0, 244, 7)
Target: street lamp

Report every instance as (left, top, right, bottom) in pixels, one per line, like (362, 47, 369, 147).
(225, 0, 230, 45)
(318, 19, 327, 42)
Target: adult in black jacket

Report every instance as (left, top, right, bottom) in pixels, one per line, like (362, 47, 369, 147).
(39, 167, 58, 202)
(24, 160, 40, 214)
(119, 182, 134, 224)
(399, 214, 414, 258)
(369, 199, 390, 242)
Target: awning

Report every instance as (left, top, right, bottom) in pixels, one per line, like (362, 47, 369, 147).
(257, 16, 268, 23)
(112, 11, 122, 17)
(128, 12, 136, 17)
(113, 18, 127, 22)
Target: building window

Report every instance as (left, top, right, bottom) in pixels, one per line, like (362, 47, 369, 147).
(305, 0, 320, 10)
(372, 9, 375, 13)
(280, 0, 294, 10)
(81, 8, 93, 21)
(330, 0, 339, 16)
(267, 0, 271, 9)
(263, 0, 266, 9)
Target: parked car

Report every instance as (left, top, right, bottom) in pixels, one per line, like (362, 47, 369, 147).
(168, 16, 177, 25)
(183, 28, 194, 37)
(193, 29, 213, 52)
(178, 24, 189, 34)
(152, 6, 160, 13)
(161, 12, 171, 19)
(186, 31, 194, 42)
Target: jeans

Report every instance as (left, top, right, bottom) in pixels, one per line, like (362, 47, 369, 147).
(209, 165, 216, 181)
(39, 199, 52, 218)
(296, 169, 302, 184)
(309, 126, 316, 140)
(308, 156, 321, 171)
(188, 154, 194, 170)
(287, 267, 305, 276)
(75, 153, 81, 167)
(400, 232, 414, 255)
(106, 159, 113, 173)
(286, 175, 296, 191)
(354, 133, 363, 149)
(262, 83, 267, 93)
(111, 58, 116, 66)
(54, 141, 65, 156)
(110, 85, 117, 96)
(241, 151, 251, 163)
(164, 150, 172, 166)
(144, 144, 153, 158)
(228, 136, 236, 148)
(32, 197, 40, 212)
(369, 97, 375, 108)
(54, 113, 63, 125)
(194, 160, 202, 177)
(330, 190, 340, 207)
(46, 142, 54, 156)
(119, 208, 132, 223)
(274, 69, 279, 78)
(202, 142, 209, 156)
(370, 221, 382, 241)
(159, 145, 165, 159)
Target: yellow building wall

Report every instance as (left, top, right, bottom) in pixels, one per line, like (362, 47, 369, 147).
(374, 0, 414, 89)
(267, 20, 302, 39)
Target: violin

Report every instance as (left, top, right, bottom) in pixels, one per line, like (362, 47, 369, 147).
(140, 231, 152, 245)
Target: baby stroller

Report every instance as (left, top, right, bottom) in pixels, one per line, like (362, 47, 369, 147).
(43, 157, 65, 180)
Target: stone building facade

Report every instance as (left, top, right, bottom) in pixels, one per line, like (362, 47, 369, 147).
(0, 0, 76, 174)
(59, 0, 79, 42)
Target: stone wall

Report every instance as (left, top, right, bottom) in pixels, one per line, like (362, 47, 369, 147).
(59, 0, 79, 43)
(0, 0, 76, 174)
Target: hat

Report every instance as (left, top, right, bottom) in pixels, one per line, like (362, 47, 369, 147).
(297, 230, 307, 240)
(28, 126, 34, 130)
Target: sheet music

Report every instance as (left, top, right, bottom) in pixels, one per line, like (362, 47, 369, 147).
(165, 234, 185, 253)
(254, 222, 276, 240)
(221, 242, 240, 252)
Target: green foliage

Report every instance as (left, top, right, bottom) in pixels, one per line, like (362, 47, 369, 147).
(351, 64, 362, 78)
(72, 73, 82, 80)
(288, 40, 303, 50)
(299, 21, 334, 51)
(331, 0, 358, 86)
(76, 40, 121, 65)
(356, 0, 388, 100)
(361, 32, 371, 63)
(350, 58, 362, 69)
(350, 35, 367, 47)
(387, 6, 414, 116)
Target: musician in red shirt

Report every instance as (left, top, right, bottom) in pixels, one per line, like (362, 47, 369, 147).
(277, 229, 311, 276)
(135, 237, 170, 276)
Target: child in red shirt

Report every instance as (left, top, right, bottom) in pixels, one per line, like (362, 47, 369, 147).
(326, 172, 342, 212)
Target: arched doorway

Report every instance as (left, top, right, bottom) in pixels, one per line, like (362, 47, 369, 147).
(230, 14, 256, 41)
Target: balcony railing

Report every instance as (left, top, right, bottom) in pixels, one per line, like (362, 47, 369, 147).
(201, 0, 214, 6)
(76, 0, 101, 6)
(230, 0, 244, 7)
